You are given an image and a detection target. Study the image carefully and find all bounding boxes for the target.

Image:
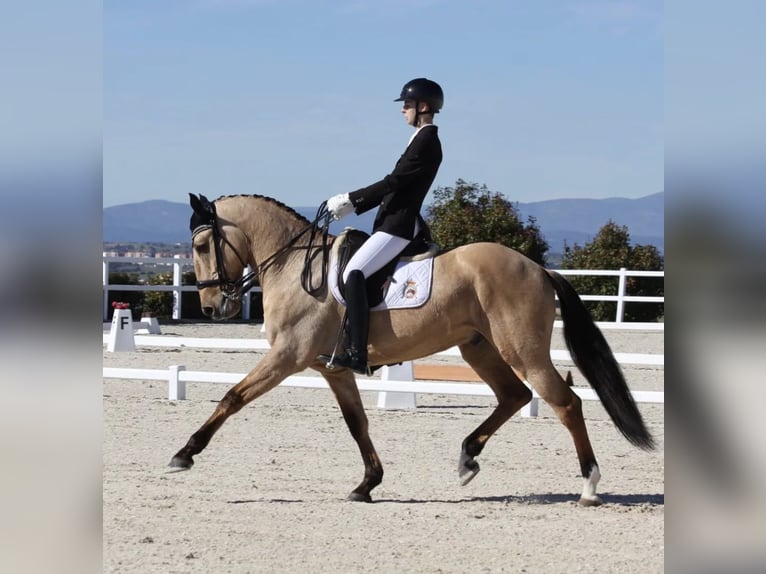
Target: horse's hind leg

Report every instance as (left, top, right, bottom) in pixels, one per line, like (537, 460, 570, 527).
(526, 364, 603, 506)
(321, 369, 383, 503)
(457, 338, 533, 486)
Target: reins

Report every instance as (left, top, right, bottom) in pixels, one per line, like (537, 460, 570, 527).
(299, 202, 333, 296)
(192, 200, 333, 302)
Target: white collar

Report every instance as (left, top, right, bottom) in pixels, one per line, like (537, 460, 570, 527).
(407, 123, 436, 146)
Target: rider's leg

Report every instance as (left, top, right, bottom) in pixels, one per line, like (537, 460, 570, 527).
(341, 231, 411, 283)
(321, 232, 410, 374)
(330, 268, 369, 373)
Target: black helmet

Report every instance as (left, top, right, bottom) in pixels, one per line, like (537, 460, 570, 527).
(394, 78, 443, 113)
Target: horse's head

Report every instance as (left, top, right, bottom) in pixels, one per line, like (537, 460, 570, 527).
(189, 193, 253, 320)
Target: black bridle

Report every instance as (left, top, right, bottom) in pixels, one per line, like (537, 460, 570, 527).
(191, 200, 333, 302)
(191, 220, 256, 301)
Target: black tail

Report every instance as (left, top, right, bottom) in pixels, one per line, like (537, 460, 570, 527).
(546, 270, 655, 450)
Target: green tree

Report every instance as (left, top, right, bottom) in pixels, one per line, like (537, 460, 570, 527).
(425, 179, 549, 264)
(142, 272, 174, 318)
(143, 271, 197, 318)
(561, 221, 664, 322)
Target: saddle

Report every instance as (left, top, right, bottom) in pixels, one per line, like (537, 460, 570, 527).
(334, 228, 439, 308)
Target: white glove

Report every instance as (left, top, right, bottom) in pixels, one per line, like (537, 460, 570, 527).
(326, 193, 354, 221)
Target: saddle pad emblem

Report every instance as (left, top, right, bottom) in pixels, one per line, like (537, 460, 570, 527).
(329, 255, 434, 311)
(403, 280, 418, 299)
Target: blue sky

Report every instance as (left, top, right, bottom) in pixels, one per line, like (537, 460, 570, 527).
(103, 0, 663, 208)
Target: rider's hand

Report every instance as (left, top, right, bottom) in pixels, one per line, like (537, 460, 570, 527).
(327, 193, 354, 221)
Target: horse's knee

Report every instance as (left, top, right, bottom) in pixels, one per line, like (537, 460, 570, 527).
(219, 389, 245, 414)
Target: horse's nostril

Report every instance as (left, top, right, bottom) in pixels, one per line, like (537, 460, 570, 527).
(201, 306, 214, 317)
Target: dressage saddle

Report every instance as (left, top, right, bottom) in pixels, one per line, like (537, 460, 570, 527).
(334, 225, 437, 308)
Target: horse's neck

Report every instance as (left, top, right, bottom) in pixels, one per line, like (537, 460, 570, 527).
(217, 196, 309, 275)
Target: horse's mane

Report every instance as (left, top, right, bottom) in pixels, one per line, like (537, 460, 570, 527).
(214, 194, 312, 226)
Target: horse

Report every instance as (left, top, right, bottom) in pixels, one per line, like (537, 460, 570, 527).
(169, 193, 655, 505)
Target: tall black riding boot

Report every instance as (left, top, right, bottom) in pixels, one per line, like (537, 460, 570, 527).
(318, 269, 370, 375)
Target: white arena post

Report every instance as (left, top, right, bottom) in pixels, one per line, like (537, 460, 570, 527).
(107, 308, 135, 352)
(520, 391, 539, 417)
(377, 362, 417, 409)
(168, 365, 186, 401)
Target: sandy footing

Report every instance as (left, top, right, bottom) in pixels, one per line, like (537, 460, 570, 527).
(103, 322, 664, 573)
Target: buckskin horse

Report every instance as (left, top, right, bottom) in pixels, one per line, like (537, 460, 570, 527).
(169, 193, 654, 505)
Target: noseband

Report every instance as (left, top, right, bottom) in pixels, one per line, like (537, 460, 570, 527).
(191, 222, 257, 303)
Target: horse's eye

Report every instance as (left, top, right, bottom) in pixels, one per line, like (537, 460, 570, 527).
(195, 243, 210, 254)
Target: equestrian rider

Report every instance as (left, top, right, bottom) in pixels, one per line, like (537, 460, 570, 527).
(318, 78, 444, 374)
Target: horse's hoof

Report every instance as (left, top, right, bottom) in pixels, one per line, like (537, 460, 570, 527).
(458, 455, 480, 486)
(167, 455, 194, 472)
(578, 495, 603, 507)
(347, 491, 373, 503)
(459, 470, 480, 486)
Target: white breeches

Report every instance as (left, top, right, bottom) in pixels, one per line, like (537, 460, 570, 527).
(342, 231, 410, 284)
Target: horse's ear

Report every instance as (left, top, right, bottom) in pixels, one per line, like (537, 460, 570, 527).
(189, 193, 215, 218)
(189, 193, 204, 214)
(189, 193, 215, 233)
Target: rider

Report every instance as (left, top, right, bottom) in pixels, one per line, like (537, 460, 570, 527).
(319, 77, 444, 374)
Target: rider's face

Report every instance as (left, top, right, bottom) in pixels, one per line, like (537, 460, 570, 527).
(401, 99, 418, 126)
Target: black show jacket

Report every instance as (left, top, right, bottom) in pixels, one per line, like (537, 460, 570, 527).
(348, 125, 442, 239)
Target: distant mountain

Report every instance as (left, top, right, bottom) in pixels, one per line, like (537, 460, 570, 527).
(517, 192, 664, 253)
(103, 200, 193, 244)
(103, 192, 664, 253)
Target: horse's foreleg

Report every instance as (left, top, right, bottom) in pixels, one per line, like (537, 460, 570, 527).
(457, 339, 533, 486)
(168, 349, 300, 471)
(321, 369, 383, 503)
(527, 366, 602, 506)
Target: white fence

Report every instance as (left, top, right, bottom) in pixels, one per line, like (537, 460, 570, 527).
(102, 254, 663, 324)
(102, 334, 664, 415)
(102, 364, 664, 416)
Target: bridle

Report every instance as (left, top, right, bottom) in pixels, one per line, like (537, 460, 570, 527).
(191, 220, 256, 302)
(191, 200, 333, 303)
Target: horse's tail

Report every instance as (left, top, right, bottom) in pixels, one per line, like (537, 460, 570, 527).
(545, 270, 655, 450)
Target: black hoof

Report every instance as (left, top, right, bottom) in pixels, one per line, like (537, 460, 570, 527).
(347, 491, 373, 503)
(458, 454, 480, 486)
(168, 454, 194, 472)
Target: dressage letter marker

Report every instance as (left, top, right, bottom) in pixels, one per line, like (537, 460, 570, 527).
(107, 308, 136, 352)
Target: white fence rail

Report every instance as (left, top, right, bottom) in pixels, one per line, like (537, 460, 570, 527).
(102, 365, 664, 417)
(103, 254, 663, 324)
(101, 333, 663, 366)
(102, 333, 664, 415)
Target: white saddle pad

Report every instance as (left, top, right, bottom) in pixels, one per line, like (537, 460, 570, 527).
(329, 254, 434, 311)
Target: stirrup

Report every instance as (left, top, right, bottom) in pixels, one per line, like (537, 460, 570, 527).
(318, 353, 371, 376)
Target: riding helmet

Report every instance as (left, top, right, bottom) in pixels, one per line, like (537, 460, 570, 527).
(394, 78, 444, 113)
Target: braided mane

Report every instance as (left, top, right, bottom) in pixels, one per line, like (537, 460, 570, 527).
(213, 194, 311, 226)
